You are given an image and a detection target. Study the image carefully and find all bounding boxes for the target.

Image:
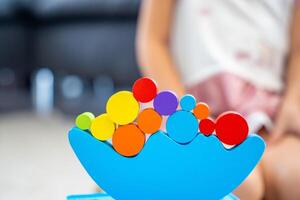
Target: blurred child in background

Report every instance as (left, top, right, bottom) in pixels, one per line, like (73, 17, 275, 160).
(137, 0, 300, 199)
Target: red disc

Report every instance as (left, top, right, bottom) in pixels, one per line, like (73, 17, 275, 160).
(132, 77, 158, 103)
(215, 112, 248, 145)
(199, 118, 215, 136)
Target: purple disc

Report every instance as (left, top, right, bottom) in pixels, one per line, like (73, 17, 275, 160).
(153, 91, 178, 116)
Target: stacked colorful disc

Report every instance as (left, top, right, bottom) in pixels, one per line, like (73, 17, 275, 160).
(75, 77, 249, 157)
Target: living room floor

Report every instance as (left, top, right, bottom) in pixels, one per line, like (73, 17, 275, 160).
(0, 112, 96, 199)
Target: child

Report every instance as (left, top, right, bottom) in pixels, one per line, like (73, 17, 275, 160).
(136, 0, 300, 199)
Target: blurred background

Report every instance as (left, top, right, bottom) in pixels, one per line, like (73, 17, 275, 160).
(0, 0, 141, 199)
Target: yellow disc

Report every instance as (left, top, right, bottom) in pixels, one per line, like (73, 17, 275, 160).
(106, 91, 140, 125)
(90, 113, 116, 141)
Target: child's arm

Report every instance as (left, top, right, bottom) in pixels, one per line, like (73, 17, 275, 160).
(136, 0, 185, 96)
(272, 6, 300, 141)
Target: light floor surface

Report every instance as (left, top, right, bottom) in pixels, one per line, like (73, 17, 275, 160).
(0, 112, 96, 200)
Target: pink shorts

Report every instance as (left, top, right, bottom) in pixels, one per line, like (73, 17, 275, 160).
(187, 72, 282, 131)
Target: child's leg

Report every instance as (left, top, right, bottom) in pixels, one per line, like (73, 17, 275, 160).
(263, 134, 300, 200)
(233, 164, 265, 200)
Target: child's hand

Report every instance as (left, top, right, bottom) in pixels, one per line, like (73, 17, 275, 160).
(271, 94, 300, 142)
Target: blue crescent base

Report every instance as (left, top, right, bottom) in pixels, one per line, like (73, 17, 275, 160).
(66, 192, 239, 200)
(68, 127, 265, 200)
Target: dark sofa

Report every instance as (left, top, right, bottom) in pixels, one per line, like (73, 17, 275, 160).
(0, 0, 141, 115)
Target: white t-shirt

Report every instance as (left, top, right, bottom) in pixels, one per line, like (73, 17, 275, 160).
(171, 0, 295, 92)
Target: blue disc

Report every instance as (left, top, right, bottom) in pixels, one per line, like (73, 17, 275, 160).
(166, 110, 198, 144)
(180, 94, 196, 111)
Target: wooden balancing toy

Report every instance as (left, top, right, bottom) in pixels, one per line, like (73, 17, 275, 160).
(68, 77, 266, 200)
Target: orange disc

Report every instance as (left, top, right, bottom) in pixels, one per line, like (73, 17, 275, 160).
(112, 124, 145, 157)
(137, 108, 162, 134)
(193, 102, 210, 120)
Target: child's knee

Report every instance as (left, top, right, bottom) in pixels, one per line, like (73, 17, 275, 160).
(264, 134, 300, 199)
(234, 166, 265, 200)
